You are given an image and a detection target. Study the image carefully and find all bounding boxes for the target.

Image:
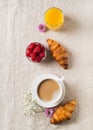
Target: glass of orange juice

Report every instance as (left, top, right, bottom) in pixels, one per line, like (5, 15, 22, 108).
(44, 7, 64, 30)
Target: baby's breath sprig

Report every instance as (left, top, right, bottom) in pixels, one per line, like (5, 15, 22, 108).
(23, 90, 44, 116)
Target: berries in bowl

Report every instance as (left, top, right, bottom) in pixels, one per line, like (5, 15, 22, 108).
(26, 42, 46, 63)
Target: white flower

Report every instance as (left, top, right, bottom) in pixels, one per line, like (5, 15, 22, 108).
(23, 90, 44, 116)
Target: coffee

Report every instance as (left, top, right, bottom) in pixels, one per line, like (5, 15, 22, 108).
(38, 79, 60, 101)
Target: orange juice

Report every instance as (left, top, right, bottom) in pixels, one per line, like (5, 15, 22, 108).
(44, 7, 64, 30)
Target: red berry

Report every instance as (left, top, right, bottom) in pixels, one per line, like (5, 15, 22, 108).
(33, 45, 42, 54)
(29, 43, 36, 50)
(41, 46, 45, 52)
(27, 47, 33, 53)
(30, 49, 33, 53)
(39, 52, 45, 58)
(30, 53, 36, 61)
(38, 43, 42, 47)
(36, 56, 42, 62)
(30, 53, 33, 57)
(26, 50, 30, 57)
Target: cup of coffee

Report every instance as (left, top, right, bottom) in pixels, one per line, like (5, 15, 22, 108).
(32, 73, 65, 108)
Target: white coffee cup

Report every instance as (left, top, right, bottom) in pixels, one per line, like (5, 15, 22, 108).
(31, 73, 65, 108)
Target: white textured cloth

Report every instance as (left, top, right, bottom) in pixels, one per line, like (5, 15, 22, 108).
(0, 0, 93, 130)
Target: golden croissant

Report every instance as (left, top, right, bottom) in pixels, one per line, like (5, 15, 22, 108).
(50, 100, 77, 124)
(47, 38, 68, 69)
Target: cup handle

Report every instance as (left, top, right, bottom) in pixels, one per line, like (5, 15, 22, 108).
(59, 76, 65, 83)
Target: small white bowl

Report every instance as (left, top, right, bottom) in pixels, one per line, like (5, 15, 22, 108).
(31, 73, 65, 108)
(26, 42, 46, 63)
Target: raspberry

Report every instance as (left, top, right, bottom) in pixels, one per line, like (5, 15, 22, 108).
(41, 46, 45, 52)
(26, 50, 30, 57)
(36, 56, 42, 62)
(33, 45, 42, 54)
(29, 43, 36, 50)
(30, 53, 36, 61)
(27, 47, 33, 53)
(39, 52, 45, 58)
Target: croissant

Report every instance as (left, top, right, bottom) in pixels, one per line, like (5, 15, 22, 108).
(47, 39, 68, 69)
(50, 100, 77, 124)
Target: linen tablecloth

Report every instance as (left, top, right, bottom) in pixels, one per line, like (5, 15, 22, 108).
(0, 0, 93, 130)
